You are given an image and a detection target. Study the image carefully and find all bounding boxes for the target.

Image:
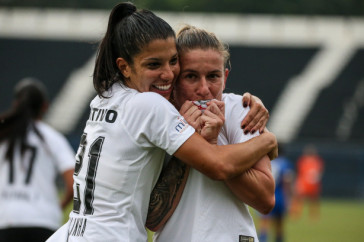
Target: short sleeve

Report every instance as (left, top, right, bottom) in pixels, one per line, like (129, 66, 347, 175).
(221, 93, 260, 144)
(38, 122, 76, 172)
(122, 92, 195, 155)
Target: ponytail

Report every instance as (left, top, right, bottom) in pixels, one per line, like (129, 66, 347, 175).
(93, 2, 137, 97)
(0, 78, 47, 162)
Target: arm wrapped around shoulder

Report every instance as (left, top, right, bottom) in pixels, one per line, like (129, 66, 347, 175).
(174, 131, 277, 181)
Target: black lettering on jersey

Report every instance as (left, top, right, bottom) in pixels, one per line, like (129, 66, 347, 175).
(68, 217, 87, 237)
(95, 108, 106, 121)
(105, 110, 117, 123)
(89, 108, 118, 123)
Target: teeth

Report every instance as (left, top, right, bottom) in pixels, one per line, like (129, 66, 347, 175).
(153, 84, 171, 91)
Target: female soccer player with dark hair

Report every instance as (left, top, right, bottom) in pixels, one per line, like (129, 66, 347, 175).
(47, 2, 277, 241)
(0, 78, 75, 242)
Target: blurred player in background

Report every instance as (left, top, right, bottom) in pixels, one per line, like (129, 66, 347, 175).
(290, 144, 324, 221)
(0, 78, 75, 242)
(259, 143, 294, 242)
(147, 25, 275, 242)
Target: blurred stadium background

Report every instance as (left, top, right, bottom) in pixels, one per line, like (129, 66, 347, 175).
(1, 0, 363, 204)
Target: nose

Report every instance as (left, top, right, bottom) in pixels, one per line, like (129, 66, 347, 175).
(197, 78, 210, 97)
(160, 65, 175, 82)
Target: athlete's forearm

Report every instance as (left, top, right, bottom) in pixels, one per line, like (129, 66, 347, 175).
(215, 132, 277, 179)
(175, 131, 277, 180)
(146, 156, 190, 232)
(225, 155, 275, 214)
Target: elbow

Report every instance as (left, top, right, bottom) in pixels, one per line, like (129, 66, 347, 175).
(259, 171, 276, 214)
(259, 194, 275, 215)
(259, 180, 276, 214)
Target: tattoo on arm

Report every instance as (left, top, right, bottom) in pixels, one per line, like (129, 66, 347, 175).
(146, 156, 190, 231)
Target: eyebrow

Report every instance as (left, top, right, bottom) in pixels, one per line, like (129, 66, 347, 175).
(181, 69, 198, 74)
(209, 70, 222, 73)
(144, 53, 178, 62)
(143, 57, 160, 62)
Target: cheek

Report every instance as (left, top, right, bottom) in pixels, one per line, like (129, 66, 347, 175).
(175, 82, 193, 102)
(211, 83, 224, 99)
(137, 72, 159, 91)
(143, 71, 159, 84)
(172, 64, 180, 78)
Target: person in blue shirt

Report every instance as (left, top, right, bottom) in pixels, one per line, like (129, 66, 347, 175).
(259, 143, 294, 242)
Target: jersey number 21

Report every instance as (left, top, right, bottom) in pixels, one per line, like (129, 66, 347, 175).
(73, 133, 105, 215)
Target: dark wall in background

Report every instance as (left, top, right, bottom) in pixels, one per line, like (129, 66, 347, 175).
(0, 38, 96, 111)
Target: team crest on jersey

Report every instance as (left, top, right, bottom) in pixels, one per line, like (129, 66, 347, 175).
(239, 235, 254, 242)
(175, 116, 189, 133)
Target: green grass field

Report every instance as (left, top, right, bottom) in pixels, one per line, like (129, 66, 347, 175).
(64, 199, 364, 242)
(252, 199, 364, 242)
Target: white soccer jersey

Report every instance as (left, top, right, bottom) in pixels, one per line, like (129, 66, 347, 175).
(0, 121, 75, 230)
(154, 93, 260, 242)
(48, 83, 195, 242)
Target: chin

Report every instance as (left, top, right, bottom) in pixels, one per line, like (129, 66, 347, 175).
(162, 94, 171, 100)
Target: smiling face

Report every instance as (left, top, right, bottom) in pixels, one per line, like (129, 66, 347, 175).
(174, 48, 228, 109)
(117, 37, 179, 100)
